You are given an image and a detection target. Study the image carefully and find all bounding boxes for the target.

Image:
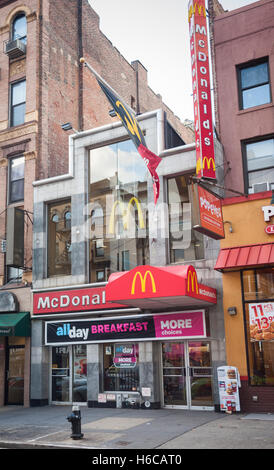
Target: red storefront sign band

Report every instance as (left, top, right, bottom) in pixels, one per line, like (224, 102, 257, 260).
(33, 265, 217, 315)
(188, 0, 216, 180)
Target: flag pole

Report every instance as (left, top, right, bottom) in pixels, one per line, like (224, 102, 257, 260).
(79, 57, 136, 115)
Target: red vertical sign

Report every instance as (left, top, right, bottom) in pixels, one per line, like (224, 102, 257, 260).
(188, 0, 216, 180)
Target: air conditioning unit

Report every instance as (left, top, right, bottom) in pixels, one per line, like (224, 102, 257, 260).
(252, 182, 271, 194)
(4, 38, 26, 59)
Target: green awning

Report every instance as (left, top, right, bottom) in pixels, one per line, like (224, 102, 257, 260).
(0, 312, 30, 337)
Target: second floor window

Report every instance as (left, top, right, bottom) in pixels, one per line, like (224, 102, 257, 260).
(10, 80, 26, 127)
(243, 137, 274, 194)
(48, 201, 71, 277)
(9, 156, 25, 203)
(238, 58, 271, 110)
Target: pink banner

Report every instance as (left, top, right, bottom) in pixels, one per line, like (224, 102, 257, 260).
(154, 311, 206, 339)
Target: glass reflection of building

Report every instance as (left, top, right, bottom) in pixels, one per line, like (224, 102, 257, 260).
(89, 139, 149, 283)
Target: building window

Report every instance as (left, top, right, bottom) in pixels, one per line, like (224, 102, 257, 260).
(48, 200, 71, 277)
(10, 80, 26, 127)
(89, 140, 149, 283)
(103, 343, 139, 392)
(243, 137, 274, 193)
(238, 58, 271, 110)
(9, 156, 24, 203)
(242, 268, 274, 386)
(12, 13, 27, 44)
(167, 174, 204, 263)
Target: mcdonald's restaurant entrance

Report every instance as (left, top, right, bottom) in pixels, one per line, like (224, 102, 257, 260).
(32, 265, 219, 409)
(162, 340, 214, 410)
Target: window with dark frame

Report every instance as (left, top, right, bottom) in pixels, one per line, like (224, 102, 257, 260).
(238, 58, 271, 110)
(12, 13, 27, 44)
(10, 79, 26, 127)
(9, 156, 24, 203)
(243, 137, 274, 194)
(47, 200, 71, 277)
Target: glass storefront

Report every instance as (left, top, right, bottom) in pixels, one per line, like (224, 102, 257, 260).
(103, 343, 139, 392)
(51, 345, 87, 402)
(89, 140, 149, 283)
(242, 268, 274, 386)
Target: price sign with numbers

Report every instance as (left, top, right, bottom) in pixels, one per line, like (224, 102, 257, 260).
(249, 302, 274, 342)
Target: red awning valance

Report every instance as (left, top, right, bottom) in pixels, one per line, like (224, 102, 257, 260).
(214, 243, 274, 272)
(106, 265, 217, 309)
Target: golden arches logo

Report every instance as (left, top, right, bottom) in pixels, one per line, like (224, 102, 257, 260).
(187, 269, 199, 294)
(108, 198, 145, 234)
(188, 2, 206, 22)
(202, 156, 216, 171)
(131, 270, 156, 295)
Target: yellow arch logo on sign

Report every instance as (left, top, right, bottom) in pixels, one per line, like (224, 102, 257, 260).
(131, 270, 156, 295)
(187, 269, 199, 294)
(203, 156, 216, 171)
(188, 2, 206, 22)
(108, 197, 145, 234)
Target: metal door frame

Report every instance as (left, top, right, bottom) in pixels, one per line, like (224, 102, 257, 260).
(50, 345, 72, 405)
(50, 345, 87, 405)
(161, 340, 214, 411)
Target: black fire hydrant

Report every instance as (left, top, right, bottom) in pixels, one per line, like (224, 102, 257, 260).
(66, 405, 84, 440)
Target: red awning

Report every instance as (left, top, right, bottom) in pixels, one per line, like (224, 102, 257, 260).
(214, 243, 274, 272)
(106, 265, 217, 309)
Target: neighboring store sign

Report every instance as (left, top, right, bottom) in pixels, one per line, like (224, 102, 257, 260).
(45, 311, 206, 345)
(190, 183, 225, 239)
(249, 302, 274, 342)
(33, 286, 125, 315)
(188, 0, 216, 180)
(262, 205, 274, 235)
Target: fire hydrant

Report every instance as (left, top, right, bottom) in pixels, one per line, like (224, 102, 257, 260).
(66, 405, 84, 439)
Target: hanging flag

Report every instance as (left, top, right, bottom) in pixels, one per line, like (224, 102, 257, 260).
(80, 58, 161, 204)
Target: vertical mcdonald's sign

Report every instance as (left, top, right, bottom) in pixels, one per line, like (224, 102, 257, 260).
(188, 0, 216, 180)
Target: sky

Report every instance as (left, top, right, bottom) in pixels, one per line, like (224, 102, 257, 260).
(88, 0, 259, 123)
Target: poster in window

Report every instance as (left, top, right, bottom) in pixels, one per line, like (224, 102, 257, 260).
(249, 302, 274, 342)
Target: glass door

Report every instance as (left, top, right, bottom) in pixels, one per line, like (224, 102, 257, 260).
(51, 346, 70, 402)
(72, 345, 87, 402)
(162, 341, 214, 409)
(51, 345, 87, 403)
(6, 345, 25, 405)
(162, 342, 187, 407)
(188, 341, 214, 409)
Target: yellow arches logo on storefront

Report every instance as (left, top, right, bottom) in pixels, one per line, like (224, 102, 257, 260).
(131, 270, 156, 295)
(187, 268, 199, 295)
(108, 197, 145, 234)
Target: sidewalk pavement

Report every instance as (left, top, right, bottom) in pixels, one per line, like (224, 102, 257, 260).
(0, 405, 273, 450)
